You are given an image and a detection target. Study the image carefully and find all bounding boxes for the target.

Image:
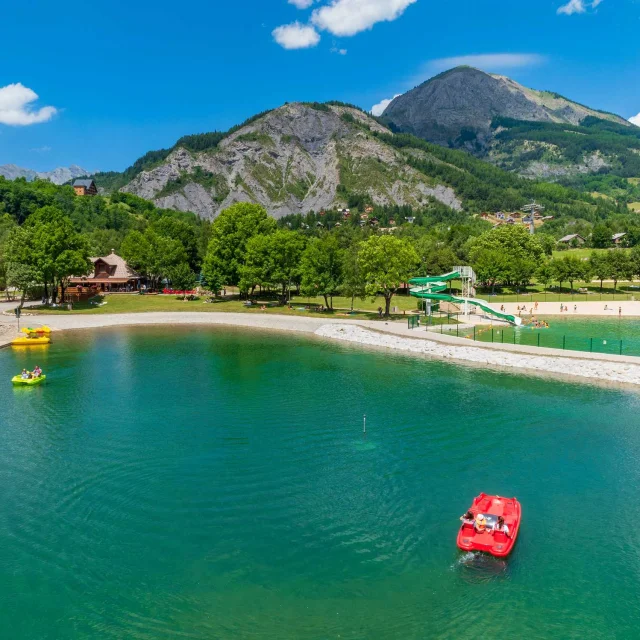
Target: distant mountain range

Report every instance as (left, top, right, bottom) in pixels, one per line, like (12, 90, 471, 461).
(0, 164, 90, 185)
(4, 66, 640, 219)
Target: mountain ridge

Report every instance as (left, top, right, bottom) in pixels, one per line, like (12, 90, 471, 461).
(382, 67, 629, 151)
(120, 102, 462, 219)
(0, 164, 91, 185)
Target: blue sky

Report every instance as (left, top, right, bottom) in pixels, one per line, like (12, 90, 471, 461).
(1, 0, 639, 172)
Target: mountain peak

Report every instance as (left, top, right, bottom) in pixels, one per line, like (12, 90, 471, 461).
(0, 164, 91, 185)
(383, 67, 628, 148)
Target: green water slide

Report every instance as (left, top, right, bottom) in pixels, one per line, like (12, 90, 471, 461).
(409, 272, 522, 326)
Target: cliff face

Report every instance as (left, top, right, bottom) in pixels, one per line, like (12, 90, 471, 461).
(122, 103, 461, 219)
(382, 66, 629, 149)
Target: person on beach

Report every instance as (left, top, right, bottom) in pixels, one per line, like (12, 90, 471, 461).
(460, 511, 474, 526)
(494, 516, 510, 537)
(574, 305, 577, 313)
(604, 304, 608, 311)
(619, 306, 622, 317)
(535, 301, 539, 311)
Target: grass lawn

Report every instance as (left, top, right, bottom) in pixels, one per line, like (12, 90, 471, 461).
(550, 247, 617, 260)
(25, 292, 455, 323)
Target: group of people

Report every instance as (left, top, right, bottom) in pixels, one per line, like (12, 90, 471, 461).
(460, 511, 510, 536)
(20, 366, 42, 380)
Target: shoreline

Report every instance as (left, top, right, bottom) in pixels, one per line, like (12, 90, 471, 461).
(2, 311, 640, 388)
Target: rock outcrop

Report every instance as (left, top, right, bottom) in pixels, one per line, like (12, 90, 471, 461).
(122, 103, 461, 220)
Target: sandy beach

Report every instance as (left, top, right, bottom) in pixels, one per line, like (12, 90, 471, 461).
(2, 309, 640, 387)
(500, 301, 640, 317)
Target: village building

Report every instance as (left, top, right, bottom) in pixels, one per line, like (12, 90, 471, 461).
(558, 234, 586, 246)
(364, 205, 374, 214)
(69, 250, 141, 293)
(612, 232, 627, 245)
(73, 179, 98, 196)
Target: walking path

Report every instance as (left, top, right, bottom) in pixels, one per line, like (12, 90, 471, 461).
(2, 310, 640, 387)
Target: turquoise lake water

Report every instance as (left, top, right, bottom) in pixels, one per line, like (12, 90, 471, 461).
(2, 327, 640, 638)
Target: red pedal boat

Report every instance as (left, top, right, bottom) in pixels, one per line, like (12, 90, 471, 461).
(457, 493, 521, 558)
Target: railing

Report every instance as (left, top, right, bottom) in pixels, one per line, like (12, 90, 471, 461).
(425, 322, 637, 357)
(474, 291, 639, 303)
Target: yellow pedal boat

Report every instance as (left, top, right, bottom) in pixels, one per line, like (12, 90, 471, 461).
(12, 374, 46, 385)
(11, 336, 51, 346)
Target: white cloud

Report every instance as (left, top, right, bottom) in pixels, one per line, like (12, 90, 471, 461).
(427, 53, 545, 75)
(629, 113, 640, 127)
(272, 22, 321, 49)
(0, 83, 57, 126)
(371, 94, 400, 116)
(30, 145, 52, 153)
(311, 0, 418, 37)
(557, 0, 602, 15)
(331, 47, 348, 55)
(289, 0, 315, 7)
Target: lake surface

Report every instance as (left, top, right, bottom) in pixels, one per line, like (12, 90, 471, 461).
(2, 326, 640, 638)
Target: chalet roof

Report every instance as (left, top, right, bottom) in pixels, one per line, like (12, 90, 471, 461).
(559, 234, 585, 242)
(90, 251, 139, 279)
(73, 179, 95, 188)
(612, 233, 627, 240)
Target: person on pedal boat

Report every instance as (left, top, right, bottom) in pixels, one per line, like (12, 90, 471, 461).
(32, 366, 42, 378)
(493, 516, 510, 537)
(460, 511, 474, 526)
(20, 369, 29, 379)
(474, 514, 488, 533)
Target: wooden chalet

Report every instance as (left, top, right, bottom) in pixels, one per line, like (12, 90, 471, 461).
(73, 179, 98, 196)
(69, 250, 141, 292)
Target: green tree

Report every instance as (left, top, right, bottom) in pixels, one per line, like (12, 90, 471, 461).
(536, 261, 554, 292)
(589, 252, 611, 291)
(5, 263, 40, 308)
(300, 235, 344, 310)
(121, 229, 188, 289)
(549, 257, 569, 292)
(559, 255, 588, 292)
(469, 224, 544, 265)
(5, 206, 91, 303)
(608, 250, 633, 292)
(203, 203, 276, 288)
(168, 263, 197, 299)
(151, 217, 200, 272)
(591, 224, 611, 249)
(473, 249, 506, 294)
(358, 235, 419, 317)
(240, 230, 306, 301)
(340, 243, 366, 311)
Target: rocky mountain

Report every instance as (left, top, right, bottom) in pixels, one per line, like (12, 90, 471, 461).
(0, 164, 90, 185)
(121, 103, 461, 219)
(380, 67, 640, 191)
(382, 66, 629, 149)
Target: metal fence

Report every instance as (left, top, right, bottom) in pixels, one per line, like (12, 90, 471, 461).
(425, 322, 637, 357)
(475, 291, 639, 304)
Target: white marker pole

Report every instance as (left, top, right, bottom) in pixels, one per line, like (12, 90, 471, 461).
(363, 414, 366, 435)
